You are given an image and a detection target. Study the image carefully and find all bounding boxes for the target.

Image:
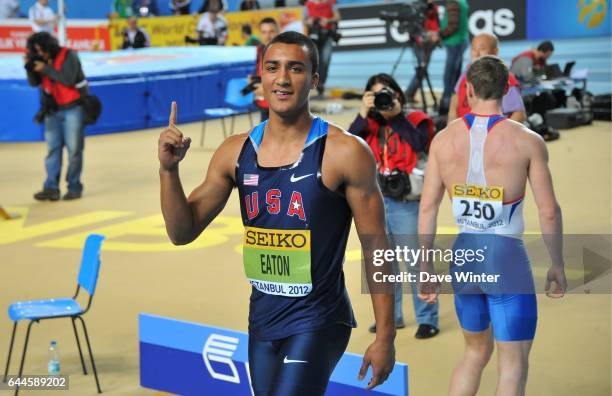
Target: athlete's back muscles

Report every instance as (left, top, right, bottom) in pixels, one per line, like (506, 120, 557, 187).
(433, 116, 535, 205)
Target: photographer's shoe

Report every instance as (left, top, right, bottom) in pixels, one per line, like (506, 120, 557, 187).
(33, 189, 60, 201)
(415, 324, 439, 339)
(62, 190, 82, 200)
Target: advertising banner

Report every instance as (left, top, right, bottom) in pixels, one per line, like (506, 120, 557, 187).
(527, 0, 611, 39)
(108, 8, 303, 50)
(0, 20, 109, 53)
(335, 1, 527, 51)
(140, 313, 409, 395)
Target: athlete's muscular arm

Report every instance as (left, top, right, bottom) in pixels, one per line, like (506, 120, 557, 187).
(159, 102, 239, 245)
(526, 131, 567, 297)
(328, 129, 395, 389)
(417, 133, 446, 303)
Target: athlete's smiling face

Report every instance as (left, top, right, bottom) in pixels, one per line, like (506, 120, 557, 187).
(262, 43, 319, 117)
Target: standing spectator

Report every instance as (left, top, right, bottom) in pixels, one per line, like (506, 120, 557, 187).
(111, 0, 135, 18)
(169, 0, 191, 15)
(185, 10, 227, 45)
(28, 0, 58, 34)
(405, 0, 439, 104)
(448, 33, 526, 123)
(251, 17, 279, 121)
(0, 0, 20, 19)
(198, 0, 226, 14)
(132, 0, 159, 17)
(240, 0, 260, 11)
(25, 32, 89, 201)
(304, 0, 340, 97)
(438, 0, 469, 115)
(241, 25, 260, 46)
(122, 16, 151, 49)
(510, 40, 555, 84)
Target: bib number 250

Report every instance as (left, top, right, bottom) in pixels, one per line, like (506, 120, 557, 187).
(460, 200, 495, 220)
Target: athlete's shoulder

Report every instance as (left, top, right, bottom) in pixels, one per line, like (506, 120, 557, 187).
(431, 117, 464, 144)
(218, 131, 249, 153)
(211, 131, 250, 171)
(497, 118, 543, 141)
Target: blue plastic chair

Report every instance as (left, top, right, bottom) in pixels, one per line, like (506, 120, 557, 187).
(3, 234, 105, 395)
(200, 78, 255, 147)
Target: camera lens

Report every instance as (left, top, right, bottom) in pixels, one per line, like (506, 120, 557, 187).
(374, 88, 395, 111)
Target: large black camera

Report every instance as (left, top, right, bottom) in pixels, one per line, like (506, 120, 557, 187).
(374, 87, 396, 111)
(241, 76, 261, 96)
(24, 53, 45, 73)
(33, 92, 58, 124)
(378, 170, 411, 199)
(379, 1, 428, 41)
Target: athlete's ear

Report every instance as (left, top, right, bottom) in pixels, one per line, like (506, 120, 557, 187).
(466, 82, 474, 100)
(311, 72, 320, 90)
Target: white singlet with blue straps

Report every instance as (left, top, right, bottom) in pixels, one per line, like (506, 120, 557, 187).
(451, 114, 525, 236)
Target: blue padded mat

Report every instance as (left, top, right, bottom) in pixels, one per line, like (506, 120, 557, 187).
(0, 47, 256, 142)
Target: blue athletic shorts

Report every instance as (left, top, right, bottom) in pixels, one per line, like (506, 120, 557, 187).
(248, 324, 351, 395)
(451, 233, 537, 341)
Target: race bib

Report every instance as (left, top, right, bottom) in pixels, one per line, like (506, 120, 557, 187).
(243, 226, 312, 297)
(452, 184, 506, 230)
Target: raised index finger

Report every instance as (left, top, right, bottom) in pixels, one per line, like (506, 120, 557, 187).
(169, 101, 177, 125)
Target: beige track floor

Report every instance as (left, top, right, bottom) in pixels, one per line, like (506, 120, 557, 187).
(1, 107, 610, 395)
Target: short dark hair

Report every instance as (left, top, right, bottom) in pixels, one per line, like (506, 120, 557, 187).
(365, 73, 406, 106)
(241, 24, 252, 35)
(262, 31, 319, 75)
(26, 31, 60, 58)
(537, 40, 554, 53)
(259, 17, 278, 27)
(466, 55, 508, 101)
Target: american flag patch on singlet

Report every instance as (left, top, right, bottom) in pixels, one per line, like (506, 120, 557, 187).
(244, 174, 259, 186)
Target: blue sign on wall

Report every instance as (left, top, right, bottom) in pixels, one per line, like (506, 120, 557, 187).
(139, 313, 409, 396)
(527, 0, 611, 39)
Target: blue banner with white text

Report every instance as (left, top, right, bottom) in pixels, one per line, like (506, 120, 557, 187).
(139, 313, 409, 395)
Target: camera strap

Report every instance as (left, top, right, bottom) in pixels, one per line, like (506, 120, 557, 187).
(378, 125, 394, 172)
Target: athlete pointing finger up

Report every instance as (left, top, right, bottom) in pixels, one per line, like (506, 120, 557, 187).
(158, 31, 396, 395)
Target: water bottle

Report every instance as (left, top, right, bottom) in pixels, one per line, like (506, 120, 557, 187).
(48, 341, 60, 375)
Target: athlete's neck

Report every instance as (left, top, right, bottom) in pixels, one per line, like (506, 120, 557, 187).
(469, 99, 502, 116)
(267, 106, 314, 142)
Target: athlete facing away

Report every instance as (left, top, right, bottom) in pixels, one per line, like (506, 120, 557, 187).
(417, 55, 567, 396)
(158, 31, 396, 395)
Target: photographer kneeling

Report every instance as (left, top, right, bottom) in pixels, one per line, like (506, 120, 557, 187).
(26, 32, 88, 201)
(349, 73, 440, 339)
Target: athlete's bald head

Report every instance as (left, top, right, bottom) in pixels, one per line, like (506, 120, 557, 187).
(470, 33, 499, 62)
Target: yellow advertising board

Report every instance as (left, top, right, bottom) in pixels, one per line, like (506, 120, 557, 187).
(108, 7, 303, 51)
(109, 14, 199, 50)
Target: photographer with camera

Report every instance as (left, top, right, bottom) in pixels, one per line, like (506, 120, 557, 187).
(25, 32, 89, 201)
(349, 73, 440, 339)
(304, 0, 340, 97)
